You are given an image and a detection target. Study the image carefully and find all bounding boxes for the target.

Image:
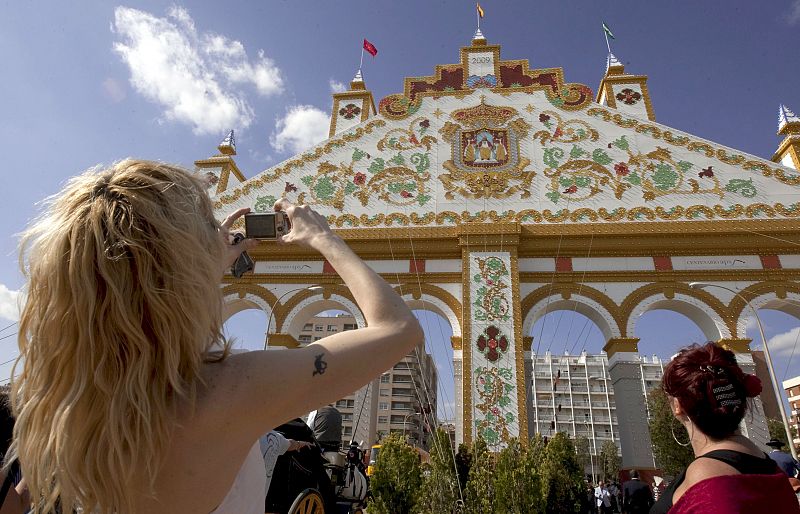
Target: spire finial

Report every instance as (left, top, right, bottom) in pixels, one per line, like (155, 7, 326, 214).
(779, 104, 800, 134)
(473, 27, 486, 44)
(350, 69, 366, 90)
(606, 52, 625, 75)
(218, 130, 236, 156)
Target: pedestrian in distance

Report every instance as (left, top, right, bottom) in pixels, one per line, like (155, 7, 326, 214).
(7, 160, 423, 514)
(595, 480, 612, 514)
(622, 470, 653, 514)
(766, 437, 800, 478)
(650, 342, 800, 514)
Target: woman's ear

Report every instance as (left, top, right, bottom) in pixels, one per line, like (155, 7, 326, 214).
(668, 395, 685, 418)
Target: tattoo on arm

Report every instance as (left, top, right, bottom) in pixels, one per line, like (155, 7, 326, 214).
(312, 353, 328, 376)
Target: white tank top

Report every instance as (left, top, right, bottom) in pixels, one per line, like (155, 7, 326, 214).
(209, 442, 266, 514)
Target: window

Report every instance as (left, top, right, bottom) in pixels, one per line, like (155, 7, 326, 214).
(391, 402, 411, 411)
(343, 426, 352, 435)
(336, 399, 355, 409)
(327, 325, 338, 332)
(379, 389, 389, 397)
(303, 323, 313, 331)
(378, 416, 388, 424)
(314, 337, 322, 341)
(343, 324, 356, 331)
(380, 374, 390, 383)
(298, 335, 312, 343)
(314, 325, 323, 332)
(379, 402, 389, 411)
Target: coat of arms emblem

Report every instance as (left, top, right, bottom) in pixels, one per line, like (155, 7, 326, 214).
(439, 97, 534, 199)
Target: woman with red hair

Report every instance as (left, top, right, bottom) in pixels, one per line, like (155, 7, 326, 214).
(650, 342, 799, 513)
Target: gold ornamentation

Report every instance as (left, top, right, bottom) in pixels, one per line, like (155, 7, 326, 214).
(587, 107, 800, 187)
(533, 110, 599, 145)
(377, 117, 437, 151)
(439, 98, 535, 200)
(603, 338, 640, 357)
(213, 120, 386, 208)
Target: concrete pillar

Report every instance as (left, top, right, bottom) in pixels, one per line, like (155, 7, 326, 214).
(523, 337, 535, 440)
(453, 337, 464, 446)
(718, 339, 770, 452)
(604, 337, 655, 470)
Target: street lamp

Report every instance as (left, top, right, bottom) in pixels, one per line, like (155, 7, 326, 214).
(689, 282, 798, 459)
(264, 285, 324, 350)
(403, 411, 421, 444)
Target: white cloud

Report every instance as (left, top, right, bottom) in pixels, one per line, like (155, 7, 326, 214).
(270, 105, 330, 154)
(0, 284, 22, 323)
(112, 6, 283, 135)
(767, 327, 800, 356)
(329, 79, 347, 94)
(101, 77, 126, 103)
(788, 0, 800, 25)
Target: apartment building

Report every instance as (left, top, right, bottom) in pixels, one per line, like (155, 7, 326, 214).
(529, 351, 665, 476)
(299, 314, 438, 451)
(782, 375, 800, 449)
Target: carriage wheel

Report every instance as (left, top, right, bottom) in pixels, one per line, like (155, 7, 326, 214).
(287, 488, 325, 514)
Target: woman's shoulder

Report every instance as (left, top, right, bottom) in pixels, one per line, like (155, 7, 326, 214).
(670, 472, 800, 513)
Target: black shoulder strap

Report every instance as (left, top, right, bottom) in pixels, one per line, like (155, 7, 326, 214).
(699, 449, 778, 474)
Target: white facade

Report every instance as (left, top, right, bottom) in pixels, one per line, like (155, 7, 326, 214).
(529, 351, 665, 474)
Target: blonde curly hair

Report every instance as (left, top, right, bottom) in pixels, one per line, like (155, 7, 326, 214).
(9, 159, 230, 513)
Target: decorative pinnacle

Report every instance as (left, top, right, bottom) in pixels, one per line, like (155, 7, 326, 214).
(352, 69, 363, 83)
(779, 104, 800, 133)
(606, 52, 624, 73)
(218, 130, 236, 156)
(473, 28, 485, 42)
(350, 68, 366, 90)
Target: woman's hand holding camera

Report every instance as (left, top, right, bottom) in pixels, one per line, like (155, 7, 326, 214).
(219, 207, 259, 271)
(273, 199, 338, 251)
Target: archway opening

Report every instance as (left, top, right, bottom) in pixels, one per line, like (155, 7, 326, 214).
(634, 309, 707, 361)
(529, 310, 606, 355)
(222, 307, 268, 353)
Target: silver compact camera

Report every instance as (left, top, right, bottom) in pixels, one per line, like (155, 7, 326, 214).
(244, 212, 290, 240)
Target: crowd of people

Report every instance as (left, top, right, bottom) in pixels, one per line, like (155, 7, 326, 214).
(1, 160, 800, 513)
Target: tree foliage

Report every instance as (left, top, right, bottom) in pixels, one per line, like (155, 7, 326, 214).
(647, 386, 694, 477)
(454, 443, 472, 494)
(415, 429, 460, 514)
(368, 433, 422, 514)
(599, 440, 620, 482)
(540, 433, 584, 514)
(768, 417, 796, 449)
(494, 438, 543, 514)
(573, 436, 591, 478)
(464, 438, 494, 514)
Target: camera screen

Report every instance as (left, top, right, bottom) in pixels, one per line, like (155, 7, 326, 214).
(245, 214, 276, 239)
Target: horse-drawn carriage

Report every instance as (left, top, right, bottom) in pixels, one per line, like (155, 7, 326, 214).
(265, 408, 369, 514)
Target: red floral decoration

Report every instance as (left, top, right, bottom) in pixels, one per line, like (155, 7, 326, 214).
(476, 325, 509, 362)
(339, 103, 362, 120)
(614, 162, 630, 176)
(353, 172, 367, 185)
(538, 113, 550, 123)
(400, 190, 414, 198)
(615, 88, 642, 105)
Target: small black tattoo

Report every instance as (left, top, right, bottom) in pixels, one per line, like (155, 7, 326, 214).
(312, 353, 328, 376)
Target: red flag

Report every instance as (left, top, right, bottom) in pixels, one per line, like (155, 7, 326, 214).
(363, 39, 378, 57)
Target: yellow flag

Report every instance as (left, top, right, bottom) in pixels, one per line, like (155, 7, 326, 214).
(476, 2, 485, 18)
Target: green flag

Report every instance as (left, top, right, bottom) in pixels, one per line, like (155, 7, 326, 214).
(602, 22, 615, 39)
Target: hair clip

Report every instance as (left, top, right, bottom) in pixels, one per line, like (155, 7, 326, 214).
(699, 365, 723, 375)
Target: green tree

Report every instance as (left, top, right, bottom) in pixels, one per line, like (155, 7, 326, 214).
(494, 438, 543, 514)
(454, 443, 472, 494)
(647, 386, 694, 476)
(464, 438, 494, 514)
(768, 417, 796, 449)
(573, 436, 591, 480)
(415, 429, 460, 514)
(599, 440, 620, 482)
(540, 433, 584, 514)
(368, 433, 422, 514)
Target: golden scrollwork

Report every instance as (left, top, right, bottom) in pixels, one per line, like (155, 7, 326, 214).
(533, 110, 599, 145)
(587, 107, 800, 187)
(213, 120, 386, 208)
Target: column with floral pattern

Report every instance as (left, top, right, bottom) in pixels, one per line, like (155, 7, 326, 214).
(469, 251, 519, 447)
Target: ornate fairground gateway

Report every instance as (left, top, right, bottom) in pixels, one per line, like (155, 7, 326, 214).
(200, 29, 800, 470)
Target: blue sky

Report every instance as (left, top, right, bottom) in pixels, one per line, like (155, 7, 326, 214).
(2, 1, 800, 419)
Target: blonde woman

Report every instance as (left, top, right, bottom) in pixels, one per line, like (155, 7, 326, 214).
(8, 160, 423, 513)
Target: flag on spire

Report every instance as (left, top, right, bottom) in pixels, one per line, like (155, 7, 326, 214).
(476, 2, 485, 18)
(602, 22, 615, 39)
(363, 39, 378, 57)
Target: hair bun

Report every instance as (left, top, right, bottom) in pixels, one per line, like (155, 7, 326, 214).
(743, 373, 762, 398)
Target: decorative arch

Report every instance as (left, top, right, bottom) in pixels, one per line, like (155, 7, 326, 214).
(221, 283, 278, 321)
(521, 284, 622, 343)
(393, 283, 463, 337)
(278, 285, 365, 339)
(730, 282, 800, 337)
(621, 283, 732, 341)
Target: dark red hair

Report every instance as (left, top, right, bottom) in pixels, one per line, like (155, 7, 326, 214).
(662, 343, 750, 440)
